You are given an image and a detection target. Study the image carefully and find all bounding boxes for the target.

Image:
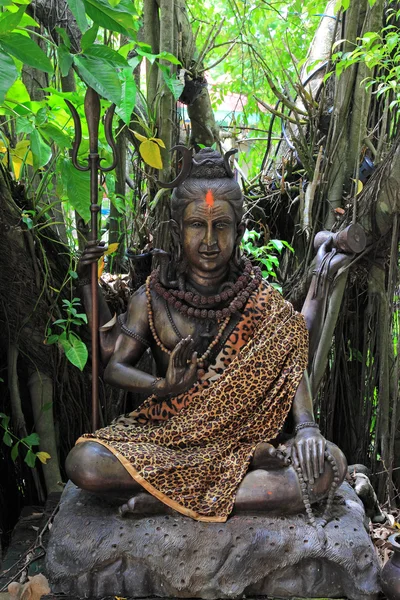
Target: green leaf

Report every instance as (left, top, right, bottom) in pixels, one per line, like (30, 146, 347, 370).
(61, 158, 91, 222)
(22, 432, 40, 446)
(74, 55, 121, 104)
(46, 334, 59, 345)
(3, 431, 12, 447)
(269, 239, 284, 252)
(35, 107, 47, 126)
(0, 5, 26, 35)
(24, 449, 36, 468)
(0, 33, 53, 73)
(81, 24, 99, 51)
(66, 0, 88, 32)
(5, 78, 30, 104)
(1, 415, 10, 428)
(84, 44, 129, 67)
(30, 129, 52, 169)
(11, 441, 19, 461)
(75, 313, 88, 322)
(0, 51, 18, 103)
(83, 0, 137, 35)
(158, 64, 183, 100)
(57, 44, 73, 77)
(116, 66, 136, 124)
(157, 50, 181, 65)
(18, 13, 40, 27)
(40, 124, 71, 149)
(55, 26, 71, 49)
(65, 333, 88, 370)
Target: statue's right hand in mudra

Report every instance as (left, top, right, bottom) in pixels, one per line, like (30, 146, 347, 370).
(157, 336, 198, 397)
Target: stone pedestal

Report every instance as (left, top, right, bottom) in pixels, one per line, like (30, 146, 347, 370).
(46, 482, 381, 599)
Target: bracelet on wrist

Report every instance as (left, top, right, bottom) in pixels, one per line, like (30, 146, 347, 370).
(294, 421, 319, 433)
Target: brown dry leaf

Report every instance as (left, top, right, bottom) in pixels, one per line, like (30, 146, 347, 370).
(8, 574, 50, 600)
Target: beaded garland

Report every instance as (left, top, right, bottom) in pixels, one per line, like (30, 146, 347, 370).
(291, 446, 341, 545)
(145, 275, 232, 374)
(149, 260, 263, 321)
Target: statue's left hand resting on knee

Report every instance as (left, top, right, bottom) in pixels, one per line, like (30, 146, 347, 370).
(66, 147, 348, 522)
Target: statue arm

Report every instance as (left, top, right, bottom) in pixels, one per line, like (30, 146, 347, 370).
(104, 288, 198, 396)
(103, 287, 159, 394)
(301, 240, 352, 365)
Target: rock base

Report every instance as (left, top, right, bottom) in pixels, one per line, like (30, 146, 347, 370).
(46, 482, 381, 599)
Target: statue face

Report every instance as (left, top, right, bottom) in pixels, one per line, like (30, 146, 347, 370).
(181, 197, 237, 274)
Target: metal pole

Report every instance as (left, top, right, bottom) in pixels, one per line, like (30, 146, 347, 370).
(66, 87, 117, 433)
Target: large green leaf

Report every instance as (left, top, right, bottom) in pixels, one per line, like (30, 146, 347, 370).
(84, 44, 128, 67)
(5, 78, 30, 104)
(0, 33, 53, 73)
(54, 26, 71, 49)
(61, 158, 91, 223)
(158, 64, 184, 101)
(40, 124, 71, 149)
(116, 66, 136, 125)
(22, 432, 40, 446)
(0, 5, 26, 35)
(64, 333, 88, 371)
(74, 55, 121, 104)
(66, 0, 88, 32)
(0, 51, 17, 103)
(80, 23, 98, 51)
(18, 13, 40, 28)
(83, 0, 137, 35)
(16, 115, 34, 133)
(57, 44, 73, 77)
(24, 449, 36, 468)
(30, 129, 52, 169)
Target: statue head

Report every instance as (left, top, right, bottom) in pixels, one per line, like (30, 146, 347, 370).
(161, 148, 245, 283)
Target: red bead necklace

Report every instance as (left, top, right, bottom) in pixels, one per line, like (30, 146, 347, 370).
(150, 260, 262, 321)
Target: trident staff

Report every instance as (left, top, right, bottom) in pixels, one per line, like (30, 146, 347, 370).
(66, 87, 118, 431)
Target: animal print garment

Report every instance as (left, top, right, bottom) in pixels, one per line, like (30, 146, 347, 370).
(78, 281, 308, 522)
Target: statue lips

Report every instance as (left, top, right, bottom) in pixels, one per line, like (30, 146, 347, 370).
(199, 250, 220, 260)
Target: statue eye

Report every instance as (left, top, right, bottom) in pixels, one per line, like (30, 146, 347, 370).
(189, 221, 204, 228)
(216, 221, 229, 229)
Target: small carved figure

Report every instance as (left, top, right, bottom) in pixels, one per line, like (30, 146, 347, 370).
(66, 148, 347, 523)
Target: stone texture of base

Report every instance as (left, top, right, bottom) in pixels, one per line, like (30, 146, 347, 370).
(46, 482, 381, 600)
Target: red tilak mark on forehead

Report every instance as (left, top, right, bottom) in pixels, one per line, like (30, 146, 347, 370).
(205, 189, 214, 207)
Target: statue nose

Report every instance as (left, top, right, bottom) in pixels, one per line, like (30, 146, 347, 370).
(203, 224, 217, 247)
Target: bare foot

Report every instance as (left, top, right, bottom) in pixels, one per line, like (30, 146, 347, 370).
(251, 442, 290, 470)
(119, 492, 170, 517)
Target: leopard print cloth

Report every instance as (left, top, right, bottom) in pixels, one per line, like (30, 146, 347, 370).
(79, 281, 308, 522)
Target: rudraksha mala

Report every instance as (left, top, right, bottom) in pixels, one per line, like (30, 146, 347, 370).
(291, 445, 341, 546)
(149, 260, 262, 321)
(145, 276, 232, 375)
